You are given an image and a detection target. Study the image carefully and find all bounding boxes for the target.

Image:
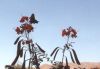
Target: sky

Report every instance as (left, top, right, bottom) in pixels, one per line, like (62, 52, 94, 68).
(0, 0, 100, 69)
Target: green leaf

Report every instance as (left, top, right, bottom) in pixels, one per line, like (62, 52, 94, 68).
(19, 48, 23, 57)
(72, 49, 81, 65)
(17, 40, 22, 55)
(22, 60, 26, 69)
(66, 57, 69, 67)
(11, 52, 20, 65)
(53, 49, 59, 60)
(36, 43, 45, 53)
(50, 47, 59, 56)
(22, 50, 26, 69)
(14, 36, 21, 45)
(69, 51, 75, 63)
(22, 51, 26, 69)
(11, 40, 22, 65)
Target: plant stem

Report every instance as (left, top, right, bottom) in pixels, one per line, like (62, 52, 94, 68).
(62, 46, 65, 65)
(62, 35, 70, 65)
(67, 35, 69, 44)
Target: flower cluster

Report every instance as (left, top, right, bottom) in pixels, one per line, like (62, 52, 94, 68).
(20, 16, 29, 23)
(62, 26, 77, 38)
(15, 14, 38, 34)
(22, 39, 33, 45)
(15, 24, 33, 34)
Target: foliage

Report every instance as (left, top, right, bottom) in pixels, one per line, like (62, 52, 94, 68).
(50, 26, 80, 69)
(5, 13, 48, 69)
(5, 13, 81, 69)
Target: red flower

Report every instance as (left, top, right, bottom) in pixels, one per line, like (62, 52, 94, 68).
(26, 24, 33, 31)
(71, 28, 77, 35)
(62, 27, 77, 38)
(62, 29, 70, 36)
(22, 41, 25, 45)
(62, 29, 67, 37)
(15, 27, 21, 34)
(26, 40, 30, 44)
(71, 33, 77, 38)
(70, 28, 77, 38)
(66, 31, 70, 36)
(26, 39, 32, 44)
(22, 24, 33, 32)
(20, 16, 29, 23)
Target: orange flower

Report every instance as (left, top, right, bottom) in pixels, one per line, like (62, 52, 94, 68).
(71, 33, 77, 38)
(71, 28, 77, 35)
(22, 41, 25, 45)
(26, 39, 32, 44)
(70, 28, 77, 38)
(26, 24, 33, 31)
(15, 27, 21, 34)
(62, 27, 77, 38)
(20, 16, 29, 23)
(26, 40, 30, 44)
(62, 29, 67, 37)
(21, 24, 33, 33)
(22, 24, 33, 31)
(66, 31, 70, 36)
(21, 24, 26, 30)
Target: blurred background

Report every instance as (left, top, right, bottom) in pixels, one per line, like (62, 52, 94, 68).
(0, 0, 100, 69)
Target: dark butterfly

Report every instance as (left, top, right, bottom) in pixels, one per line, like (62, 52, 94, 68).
(30, 13, 38, 24)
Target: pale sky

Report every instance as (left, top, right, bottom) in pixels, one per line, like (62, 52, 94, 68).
(0, 0, 100, 69)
